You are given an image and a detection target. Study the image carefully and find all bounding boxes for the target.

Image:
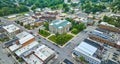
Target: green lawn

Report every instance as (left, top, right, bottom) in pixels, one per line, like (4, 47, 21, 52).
(38, 30, 50, 37)
(48, 35, 57, 42)
(48, 34, 73, 46)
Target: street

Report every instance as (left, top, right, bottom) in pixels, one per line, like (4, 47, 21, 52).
(0, 17, 96, 64)
(0, 43, 16, 64)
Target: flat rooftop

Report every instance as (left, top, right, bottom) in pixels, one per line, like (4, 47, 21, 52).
(22, 44, 55, 64)
(3, 24, 20, 33)
(83, 39, 101, 49)
(91, 30, 115, 42)
(9, 44, 21, 52)
(34, 45, 55, 61)
(74, 39, 107, 60)
(74, 41, 97, 56)
(23, 54, 43, 64)
(18, 17, 35, 23)
(16, 31, 34, 44)
(15, 41, 39, 56)
(5, 38, 18, 48)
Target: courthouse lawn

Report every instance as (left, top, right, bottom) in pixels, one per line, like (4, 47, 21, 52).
(48, 34, 73, 46)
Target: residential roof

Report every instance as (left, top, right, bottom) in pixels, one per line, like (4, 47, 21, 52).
(50, 20, 71, 28)
(3, 24, 20, 33)
(15, 41, 39, 56)
(16, 31, 34, 44)
(74, 41, 97, 56)
(34, 45, 55, 61)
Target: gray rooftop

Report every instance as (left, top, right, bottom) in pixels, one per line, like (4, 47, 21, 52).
(90, 30, 115, 42)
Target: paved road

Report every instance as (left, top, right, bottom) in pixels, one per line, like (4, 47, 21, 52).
(34, 26, 96, 64)
(0, 43, 16, 64)
(0, 17, 96, 64)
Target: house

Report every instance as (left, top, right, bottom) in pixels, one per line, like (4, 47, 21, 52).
(49, 20, 72, 34)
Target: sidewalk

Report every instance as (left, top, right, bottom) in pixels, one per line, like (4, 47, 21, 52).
(5, 48, 21, 64)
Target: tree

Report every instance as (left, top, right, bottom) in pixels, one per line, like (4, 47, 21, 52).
(18, 58, 24, 62)
(71, 10, 75, 14)
(38, 29, 50, 37)
(16, 21, 20, 24)
(44, 22, 49, 30)
(63, 3, 68, 8)
(0, 0, 64, 16)
(110, 0, 120, 13)
(64, 7, 70, 12)
(102, 16, 120, 27)
(24, 24, 30, 29)
(71, 28, 79, 34)
(79, 56, 85, 62)
(20, 22, 23, 26)
(75, 23, 86, 31)
(81, 2, 106, 14)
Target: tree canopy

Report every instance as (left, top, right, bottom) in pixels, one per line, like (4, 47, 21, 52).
(81, 2, 106, 14)
(0, 0, 64, 16)
(102, 16, 120, 27)
(110, 0, 120, 13)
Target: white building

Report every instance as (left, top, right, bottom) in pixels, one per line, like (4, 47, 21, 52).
(15, 41, 39, 57)
(16, 31, 35, 47)
(73, 39, 108, 64)
(49, 20, 72, 34)
(23, 45, 56, 64)
(9, 31, 35, 52)
(3, 24, 20, 38)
